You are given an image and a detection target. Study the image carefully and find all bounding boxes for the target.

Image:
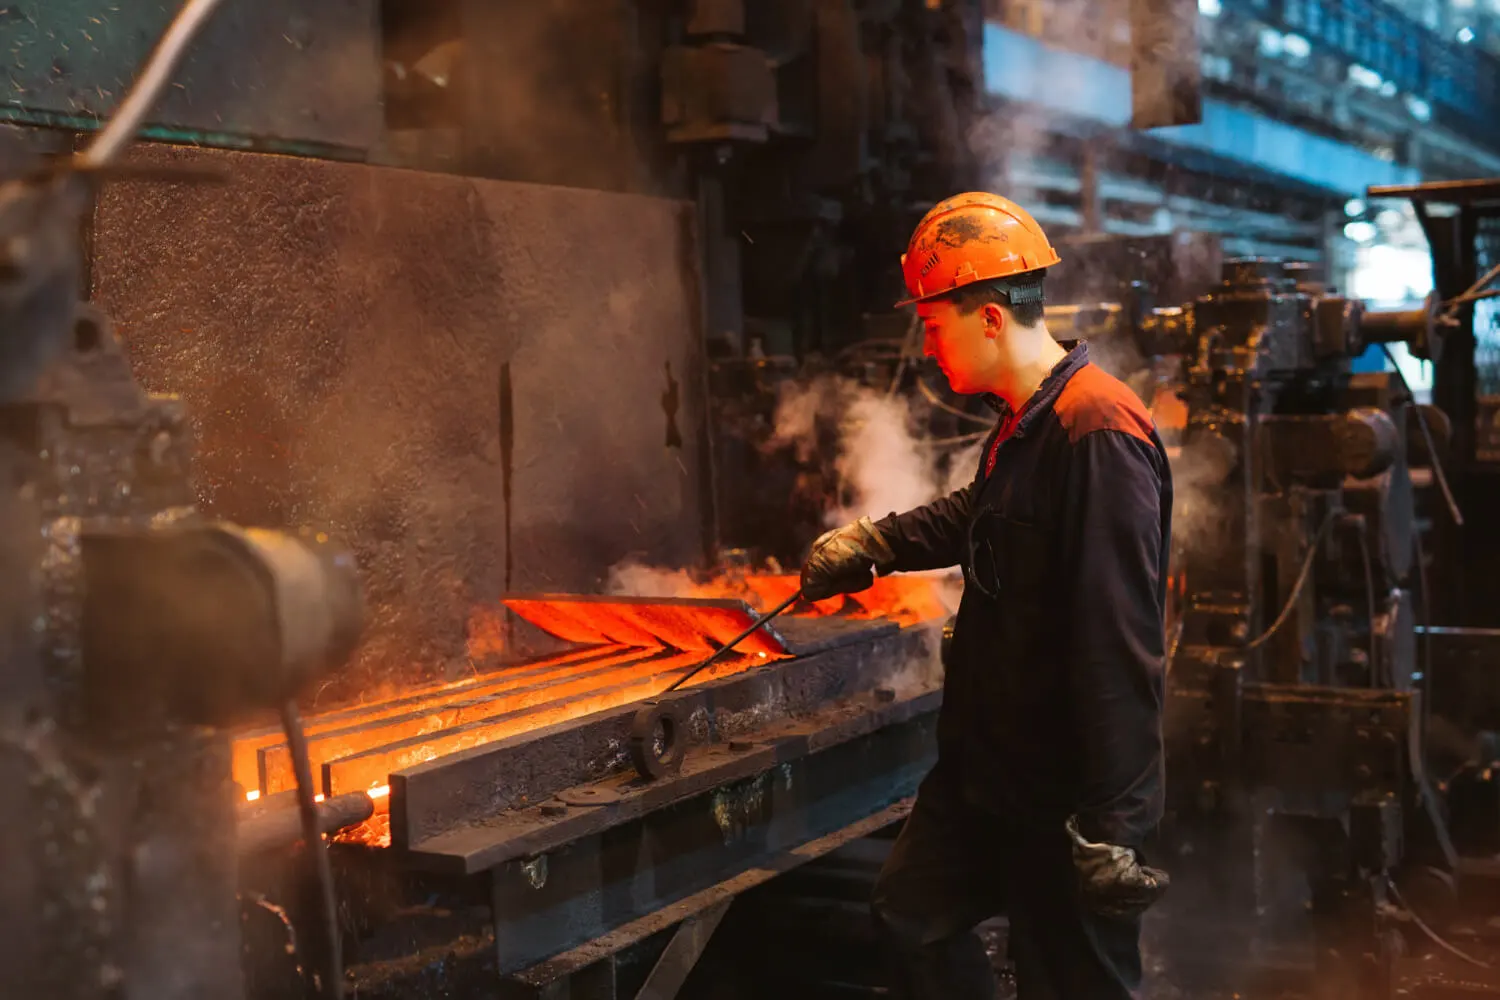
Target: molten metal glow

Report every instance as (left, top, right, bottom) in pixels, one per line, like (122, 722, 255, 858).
(232, 644, 639, 792)
(233, 584, 942, 831)
(321, 648, 720, 796)
(690, 573, 947, 628)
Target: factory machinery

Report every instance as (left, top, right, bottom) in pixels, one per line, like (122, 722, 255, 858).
(0, 106, 959, 1000)
(7, 6, 1500, 1000)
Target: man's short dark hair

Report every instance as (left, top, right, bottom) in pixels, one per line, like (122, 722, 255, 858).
(945, 270, 1048, 327)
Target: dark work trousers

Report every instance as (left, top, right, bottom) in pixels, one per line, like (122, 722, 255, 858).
(871, 766, 1144, 1000)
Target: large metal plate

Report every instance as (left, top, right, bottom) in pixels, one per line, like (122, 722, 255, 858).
(3, 0, 382, 152)
(89, 144, 710, 702)
(503, 594, 791, 654)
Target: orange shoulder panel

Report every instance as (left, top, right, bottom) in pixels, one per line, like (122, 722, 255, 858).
(1053, 363, 1155, 445)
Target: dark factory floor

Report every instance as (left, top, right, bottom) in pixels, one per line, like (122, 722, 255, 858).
(685, 832, 1500, 1000)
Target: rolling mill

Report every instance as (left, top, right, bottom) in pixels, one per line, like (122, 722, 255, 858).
(6, 0, 1500, 998)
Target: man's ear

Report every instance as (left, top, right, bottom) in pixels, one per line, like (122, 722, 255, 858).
(981, 301, 1007, 340)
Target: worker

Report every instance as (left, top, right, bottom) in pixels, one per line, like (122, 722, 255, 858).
(800, 192, 1172, 998)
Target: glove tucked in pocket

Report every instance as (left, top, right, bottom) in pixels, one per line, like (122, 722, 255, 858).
(1066, 816, 1170, 919)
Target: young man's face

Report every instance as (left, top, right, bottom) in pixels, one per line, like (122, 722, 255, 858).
(917, 297, 1002, 395)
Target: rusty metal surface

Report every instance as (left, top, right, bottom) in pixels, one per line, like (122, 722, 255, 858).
(2, 1, 382, 152)
(88, 142, 708, 695)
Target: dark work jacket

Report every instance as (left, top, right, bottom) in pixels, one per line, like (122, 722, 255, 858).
(875, 342, 1172, 848)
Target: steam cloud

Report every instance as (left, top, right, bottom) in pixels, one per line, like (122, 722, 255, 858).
(768, 375, 979, 528)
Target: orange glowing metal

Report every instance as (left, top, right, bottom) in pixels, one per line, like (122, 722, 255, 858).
(321, 648, 716, 796)
(256, 646, 665, 793)
(231, 585, 937, 831)
(503, 596, 790, 655)
(692, 572, 949, 628)
(229, 643, 628, 791)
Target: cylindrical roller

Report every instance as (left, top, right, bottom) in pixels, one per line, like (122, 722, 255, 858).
(1362, 292, 1441, 360)
(1336, 408, 1400, 480)
(237, 792, 375, 858)
(630, 700, 687, 781)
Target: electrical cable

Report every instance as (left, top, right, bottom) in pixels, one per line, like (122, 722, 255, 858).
(78, 0, 229, 170)
(1381, 344, 1463, 528)
(1415, 521, 1434, 765)
(928, 430, 989, 447)
(1244, 511, 1338, 651)
(1352, 517, 1381, 686)
(280, 700, 344, 1000)
(1385, 876, 1491, 969)
(886, 314, 922, 398)
(914, 378, 993, 427)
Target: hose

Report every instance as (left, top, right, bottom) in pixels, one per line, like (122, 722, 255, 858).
(1352, 517, 1381, 686)
(1385, 876, 1490, 969)
(1381, 344, 1462, 528)
(914, 378, 993, 428)
(1244, 511, 1338, 651)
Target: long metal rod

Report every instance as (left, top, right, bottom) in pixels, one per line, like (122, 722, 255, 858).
(281, 700, 344, 1000)
(663, 590, 802, 693)
(79, 0, 229, 169)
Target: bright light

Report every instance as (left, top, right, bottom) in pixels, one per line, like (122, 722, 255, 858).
(1453, 0, 1475, 9)
(1258, 28, 1284, 57)
(368, 784, 391, 799)
(1282, 33, 1311, 59)
(1376, 208, 1406, 228)
(1378, 80, 1397, 98)
(1344, 221, 1378, 243)
(245, 790, 261, 802)
(1457, 26, 1476, 43)
(1350, 244, 1434, 305)
(1348, 64, 1384, 89)
(1344, 198, 1367, 217)
(1406, 96, 1432, 121)
(1198, 0, 1222, 16)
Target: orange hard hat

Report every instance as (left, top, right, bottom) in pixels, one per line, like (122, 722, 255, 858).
(897, 192, 1062, 307)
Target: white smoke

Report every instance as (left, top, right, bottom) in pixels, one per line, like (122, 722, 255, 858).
(769, 375, 978, 528)
(604, 557, 696, 597)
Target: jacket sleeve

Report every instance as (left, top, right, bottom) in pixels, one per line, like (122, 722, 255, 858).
(872, 484, 974, 572)
(1060, 429, 1168, 848)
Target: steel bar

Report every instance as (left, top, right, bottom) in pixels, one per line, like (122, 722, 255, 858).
(635, 899, 731, 1000)
(388, 621, 923, 849)
(259, 647, 684, 793)
(232, 644, 626, 791)
(320, 649, 760, 798)
(236, 792, 375, 858)
(504, 798, 913, 995)
(665, 589, 801, 693)
(477, 697, 937, 975)
(504, 595, 792, 654)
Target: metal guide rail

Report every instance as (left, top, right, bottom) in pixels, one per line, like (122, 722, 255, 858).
(234, 588, 949, 998)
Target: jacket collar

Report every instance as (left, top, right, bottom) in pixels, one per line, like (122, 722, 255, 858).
(977, 341, 1090, 433)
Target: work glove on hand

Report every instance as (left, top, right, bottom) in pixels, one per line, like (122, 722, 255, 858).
(800, 516, 897, 602)
(1066, 816, 1170, 919)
